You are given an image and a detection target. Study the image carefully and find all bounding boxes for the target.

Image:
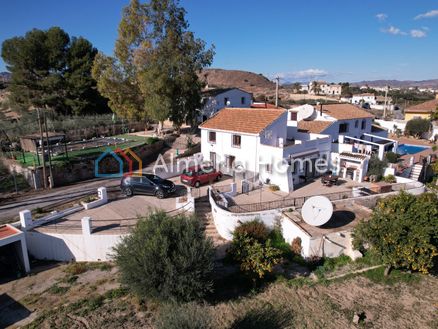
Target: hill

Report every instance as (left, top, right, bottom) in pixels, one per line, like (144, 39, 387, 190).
(352, 79, 438, 89)
(199, 68, 275, 95)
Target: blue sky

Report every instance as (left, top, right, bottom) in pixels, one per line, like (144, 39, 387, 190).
(1, 0, 438, 82)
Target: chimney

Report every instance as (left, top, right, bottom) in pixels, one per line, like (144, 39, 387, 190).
(319, 103, 323, 116)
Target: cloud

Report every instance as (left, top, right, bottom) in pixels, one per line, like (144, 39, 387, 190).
(275, 69, 329, 81)
(376, 13, 388, 21)
(410, 29, 427, 38)
(381, 26, 407, 35)
(415, 9, 438, 20)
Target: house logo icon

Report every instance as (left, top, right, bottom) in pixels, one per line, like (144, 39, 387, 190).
(95, 148, 142, 178)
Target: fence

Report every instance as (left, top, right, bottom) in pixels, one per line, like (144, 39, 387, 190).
(222, 182, 419, 214)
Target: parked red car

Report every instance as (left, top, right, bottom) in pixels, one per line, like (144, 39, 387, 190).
(180, 166, 222, 187)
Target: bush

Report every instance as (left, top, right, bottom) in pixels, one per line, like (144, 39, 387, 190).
(234, 220, 269, 242)
(405, 118, 431, 138)
(385, 151, 399, 164)
(155, 303, 213, 329)
(367, 155, 387, 180)
(383, 174, 396, 183)
(145, 136, 160, 144)
(353, 192, 438, 274)
(229, 304, 293, 329)
(229, 227, 282, 281)
(291, 237, 302, 255)
(113, 211, 214, 302)
(269, 184, 280, 191)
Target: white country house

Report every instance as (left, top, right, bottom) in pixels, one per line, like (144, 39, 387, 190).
(199, 88, 252, 122)
(200, 108, 332, 192)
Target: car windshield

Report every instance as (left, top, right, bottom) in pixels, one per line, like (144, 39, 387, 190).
(146, 175, 164, 184)
(183, 170, 194, 177)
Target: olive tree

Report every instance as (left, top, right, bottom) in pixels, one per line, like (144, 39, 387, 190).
(113, 211, 214, 302)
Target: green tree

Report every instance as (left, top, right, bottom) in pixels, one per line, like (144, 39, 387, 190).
(311, 81, 321, 95)
(405, 117, 431, 138)
(113, 211, 214, 302)
(228, 221, 282, 282)
(367, 155, 387, 180)
(353, 192, 438, 274)
(1, 27, 108, 115)
(92, 0, 214, 132)
(291, 82, 301, 93)
(430, 106, 438, 121)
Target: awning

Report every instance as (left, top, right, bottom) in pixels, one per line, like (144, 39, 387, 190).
(289, 148, 319, 159)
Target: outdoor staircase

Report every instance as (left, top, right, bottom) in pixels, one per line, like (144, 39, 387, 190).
(409, 164, 423, 181)
(195, 196, 228, 259)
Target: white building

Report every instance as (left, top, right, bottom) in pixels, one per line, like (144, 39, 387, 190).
(200, 88, 252, 122)
(352, 93, 376, 106)
(288, 103, 396, 179)
(308, 81, 342, 96)
(200, 108, 332, 192)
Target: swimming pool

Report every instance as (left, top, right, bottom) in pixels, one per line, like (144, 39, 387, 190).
(397, 144, 430, 155)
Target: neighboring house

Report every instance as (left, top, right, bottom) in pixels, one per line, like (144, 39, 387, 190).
(404, 95, 438, 121)
(352, 93, 376, 106)
(308, 81, 341, 96)
(371, 95, 394, 111)
(199, 107, 332, 192)
(200, 88, 252, 122)
(320, 83, 342, 96)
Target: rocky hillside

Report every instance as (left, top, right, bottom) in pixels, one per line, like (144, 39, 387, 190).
(199, 68, 275, 96)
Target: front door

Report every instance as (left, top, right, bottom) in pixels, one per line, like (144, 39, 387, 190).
(210, 152, 216, 168)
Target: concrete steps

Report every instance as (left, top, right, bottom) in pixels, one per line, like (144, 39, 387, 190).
(195, 197, 228, 259)
(409, 164, 423, 181)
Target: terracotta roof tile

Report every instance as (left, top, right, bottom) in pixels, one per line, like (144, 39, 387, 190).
(405, 99, 438, 114)
(199, 108, 285, 134)
(0, 225, 20, 239)
(317, 103, 374, 120)
(297, 120, 334, 134)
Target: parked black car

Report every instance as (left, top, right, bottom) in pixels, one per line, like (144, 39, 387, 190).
(120, 174, 176, 198)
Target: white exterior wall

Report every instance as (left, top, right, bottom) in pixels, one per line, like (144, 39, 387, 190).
(201, 129, 260, 173)
(321, 118, 374, 141)
(201, 89, 252, 119)
(374, 119, 407, 133)
(26, 231, 125, 262)
(352, 95, 376, 105)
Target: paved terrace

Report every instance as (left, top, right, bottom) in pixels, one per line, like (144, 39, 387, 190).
(230, 178, 373, 206)
(283, 202, 372, 238)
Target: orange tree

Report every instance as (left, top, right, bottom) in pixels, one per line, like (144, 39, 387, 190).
(353, 192, 438, 274)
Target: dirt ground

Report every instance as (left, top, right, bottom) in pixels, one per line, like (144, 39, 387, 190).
(0, 262, 437, 329)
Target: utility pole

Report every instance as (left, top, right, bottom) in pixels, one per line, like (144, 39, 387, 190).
(43, 108, 54, 188)
(275, 76, 280, 108)
(383, 85, 389, 118)
(36, 108, 47, 189)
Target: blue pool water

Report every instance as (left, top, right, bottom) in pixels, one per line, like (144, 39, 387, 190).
(397, 144, 430, 155)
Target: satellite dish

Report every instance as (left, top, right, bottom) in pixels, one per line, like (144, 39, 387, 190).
(297, 104, 315, 120)
(301, 196, 333, 226)
(226, 100, 231, 107)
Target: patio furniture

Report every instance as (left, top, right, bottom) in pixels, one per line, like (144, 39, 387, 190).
(321, 174, 339, 186)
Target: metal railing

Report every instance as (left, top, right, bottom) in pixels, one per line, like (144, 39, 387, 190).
(222, 182, 421, 214)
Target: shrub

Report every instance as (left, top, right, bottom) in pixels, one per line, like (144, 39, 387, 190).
(113, 211, 214, 302)
(367, 155, 387, 180)
(405, 118, 431, 138)
(269, 184, 280, 191)
(383, 174, 396, 183)
(385, 151, 399, 164)
(229, 304, 293, 329)
(64, 262, 88, 275)
(228, 232, 282, 281)
(234, 220, 269, 242)
(155, 303, 213, 329)
(145, 136, 160, 144)
(353, 192, 438, 274)
(291, 237, 302, 255)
